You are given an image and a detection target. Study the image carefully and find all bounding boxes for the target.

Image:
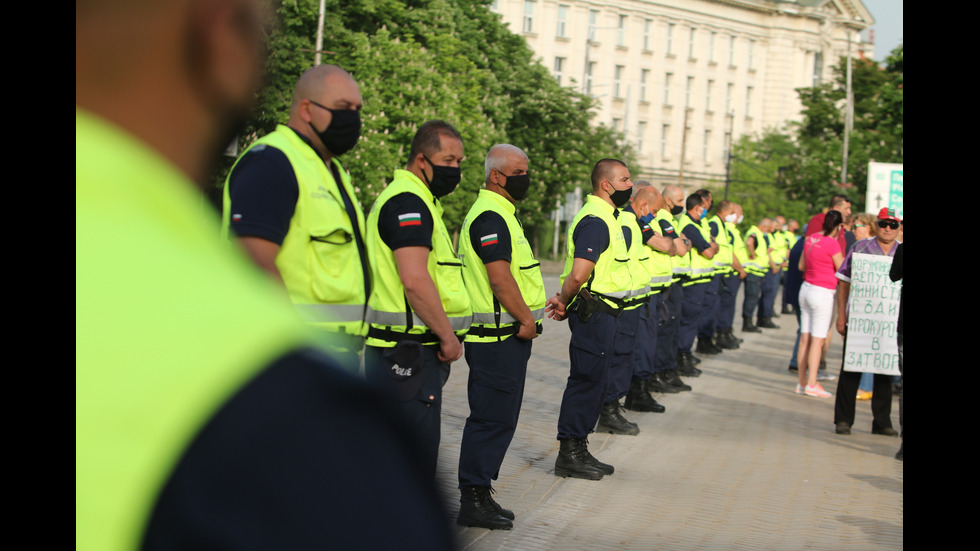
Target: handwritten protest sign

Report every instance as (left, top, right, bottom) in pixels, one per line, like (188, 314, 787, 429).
(843, 252, 902, 375)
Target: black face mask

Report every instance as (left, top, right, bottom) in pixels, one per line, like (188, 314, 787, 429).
(422, 155, 462, 198)
(309, 101, 361, 156)
(607, 182, 631, 208)
(670, 203, 684, 216)
(500, 171, 531, 201)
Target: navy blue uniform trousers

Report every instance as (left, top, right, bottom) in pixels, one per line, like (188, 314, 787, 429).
(632, 296, 661, 380)
(558, 310, 622, 440)
(365, 345, 450, 481)
(718, 272, 740, 330)
(458, 336, 532, 488)
(677, 281, 707, 353)
(603, 306, 641, 404)
(655, 282, 683, 372)
(698, 273, 722, 339)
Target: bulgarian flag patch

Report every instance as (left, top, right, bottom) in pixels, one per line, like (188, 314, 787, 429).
(398, 212, 422, 227)
(480, 233, 499, 247)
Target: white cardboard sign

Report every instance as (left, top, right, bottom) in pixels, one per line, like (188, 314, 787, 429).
(842, 252, 902, 375)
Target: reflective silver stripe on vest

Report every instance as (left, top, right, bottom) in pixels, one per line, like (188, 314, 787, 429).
(691, 266, 715, 275)
(673, 266, 691, 274)
(628, 285, 652, 297)
(295, 303, 365, 323)
(649, 275, 673, 285)
(366, 307, 472, 331)
(471, 308, 546, 325)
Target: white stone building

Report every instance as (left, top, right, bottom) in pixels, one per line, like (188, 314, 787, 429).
(490, 0, 874, 187)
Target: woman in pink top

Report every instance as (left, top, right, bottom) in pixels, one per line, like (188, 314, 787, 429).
(795, 210, 845, 397)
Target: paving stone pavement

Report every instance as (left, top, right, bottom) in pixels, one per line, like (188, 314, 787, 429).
(434, 273, 902, 551)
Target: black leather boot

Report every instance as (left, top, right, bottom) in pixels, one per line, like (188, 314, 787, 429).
(742, 315, 761, 333)
(696, 337, 723, 354)
(596, 401, 640, 435)
(647, 371, 682, 394)
(716, 329, 740, 349)
(624, 379, 666, 413)
(664, 369, 692, 391)
(487, 486, 515, 520)
(457, 486, 513, 530)
(757, 316, 779, 329)
(582, 443, 614, 475)
(555, 439, 604, 480)
(676, 352, 702, 377)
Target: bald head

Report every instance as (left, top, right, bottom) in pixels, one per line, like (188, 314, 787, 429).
(291, 65, 356, 111)
(758, 218, 772, 231)
(662, 184, 684, 205)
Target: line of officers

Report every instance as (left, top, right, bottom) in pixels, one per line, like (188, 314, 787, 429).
(222, 65, 792, 532)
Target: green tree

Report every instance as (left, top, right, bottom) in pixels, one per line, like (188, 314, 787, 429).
(784, 44, 903, 213)
(212, 0, 635, 248)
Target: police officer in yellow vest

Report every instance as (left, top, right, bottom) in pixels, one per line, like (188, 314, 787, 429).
(694, 189, 728, 356)
(742, 217, 774, 332)
(77, 3, 455, 548)
(363, 120, 472, 481)
(676, 192, 719, 370)
(760, 216, 785, 329)
(545, 159, 638, 481)
(620, 183, 674, 413)
(455, 144, 545, 530)
(223, 65, 370, 370)
(711, 200, 748, 348)
(649, 184, 697, 390)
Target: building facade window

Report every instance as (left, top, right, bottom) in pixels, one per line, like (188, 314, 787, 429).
(729, 35, 736, 66)
(523, 0, 536, 33)
(588, 9, 598, 41)
(703, 130, 711, 163)
(637, 121, 647, 152)
(640, 69, 650, 101)
(726, 82, 734, 114)
(661, 124, 670, 158)
(706, 79, 714, 111)
(686, 76, 694, 108)
(554, 57, 565, 85)
(813, 51, 824, 86)
(689, 27, 697, 58)
(586, 61, 596, 94)
(617, 15, 628, 47)
(748, 39, 755, 69)
(664, 72, 672, 105)
(709, 31, 716, 62)
(556, 5, 568, 38)
(745, 86, 753, 117)
(667, 23, 675, 54)
(614, 65, 624, 98)
(643, 19, 653, 50)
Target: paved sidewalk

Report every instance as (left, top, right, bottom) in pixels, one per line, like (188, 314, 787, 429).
(435, 274, 902, 550)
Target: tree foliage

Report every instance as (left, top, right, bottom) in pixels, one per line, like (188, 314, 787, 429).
(726, 44, 903, 226)
(216, 0, 633, 244)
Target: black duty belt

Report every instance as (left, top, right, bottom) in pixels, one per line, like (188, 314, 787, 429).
(367, 326, 464, 345)
(468, 322, 543, 338)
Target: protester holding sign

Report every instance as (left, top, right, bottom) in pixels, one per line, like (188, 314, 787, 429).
(832, 208, 902, 436)
(795, 211, 845, 398)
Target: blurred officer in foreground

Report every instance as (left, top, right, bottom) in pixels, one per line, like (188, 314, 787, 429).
(76, 1, 455, 549)
(456, 144, 545, 530)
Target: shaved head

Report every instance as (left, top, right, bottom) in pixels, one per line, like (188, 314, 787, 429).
(591, 159, 628, 191)
(633, 186, 664, 214)
(291, 65, 356, 111)
(662, 184, 684, 204)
